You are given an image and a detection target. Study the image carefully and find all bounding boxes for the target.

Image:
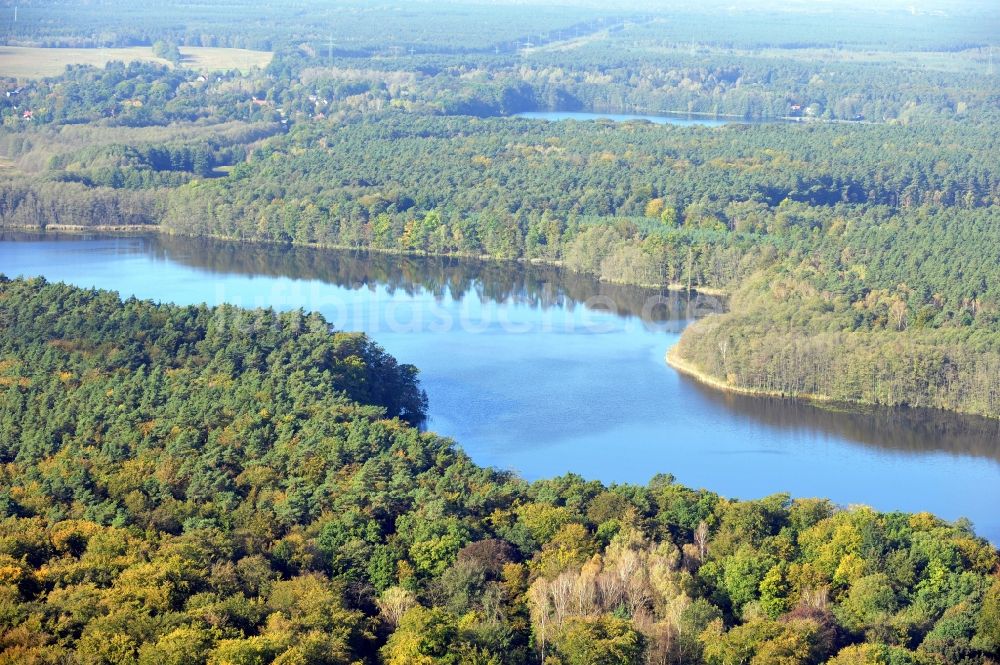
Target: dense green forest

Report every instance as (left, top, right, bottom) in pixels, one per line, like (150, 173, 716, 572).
(3, 0, 997, 53)
(1, 0, 613, 52)
(1, 2, 998, 424)
(0, 2, 999, 662)
(1, 1, 998, 419)
(5, 109, 996, 414)
(0, 277, 997, 664)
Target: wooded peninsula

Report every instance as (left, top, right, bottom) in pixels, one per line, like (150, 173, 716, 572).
(0, 276, 997, 664)
(2, 11, 997, 418)
(1, 1, 999, 663)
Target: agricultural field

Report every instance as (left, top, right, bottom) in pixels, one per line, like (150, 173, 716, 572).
(0, 45, 272, 78)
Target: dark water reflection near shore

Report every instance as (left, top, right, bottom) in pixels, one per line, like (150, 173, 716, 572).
(685, 380, 1000, 465)
(2, 232, 998, 541)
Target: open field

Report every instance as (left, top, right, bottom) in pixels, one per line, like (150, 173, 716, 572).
(0, 46, 273, 78)
(177, 46, 274, 73)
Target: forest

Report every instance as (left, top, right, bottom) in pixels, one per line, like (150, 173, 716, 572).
(0, 277, 996, 664)
(1, 2, 998, 421)
(0, 1, 999, 663)
(1, 0, 614, 52)
(4, 109, 996, 415)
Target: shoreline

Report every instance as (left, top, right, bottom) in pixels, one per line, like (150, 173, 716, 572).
(519, 108, 875, 126)
(5, 223, 160, 233)
(665, 346, 1000, 421)
(1, 223, 729, 297)
(665, 346, 840, 404)
(3, 223, 994, 423)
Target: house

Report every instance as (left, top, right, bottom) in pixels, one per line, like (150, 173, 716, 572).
(22, 110, 33, 120)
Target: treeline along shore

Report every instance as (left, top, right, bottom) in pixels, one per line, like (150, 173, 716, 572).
(0, 276, 996, 663)
(2, 7, 998, 423)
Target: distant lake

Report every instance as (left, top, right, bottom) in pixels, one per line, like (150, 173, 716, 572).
(3, 233, 999, 542)
(514, 111, 749, 126)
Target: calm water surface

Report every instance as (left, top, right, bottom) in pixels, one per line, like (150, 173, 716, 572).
(514, 111, 745, 126)
(3, 234, 999, 541)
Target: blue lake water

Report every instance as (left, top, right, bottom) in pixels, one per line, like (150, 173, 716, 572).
(514, 111, 741, 126)
(2, 233, 998, 541)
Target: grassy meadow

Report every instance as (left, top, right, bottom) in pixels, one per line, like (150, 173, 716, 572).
(0, 45, 272, 78)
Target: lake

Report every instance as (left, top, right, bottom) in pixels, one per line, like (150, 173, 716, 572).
(3, 233, 999, 541)
(513, 111, 749, 126)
